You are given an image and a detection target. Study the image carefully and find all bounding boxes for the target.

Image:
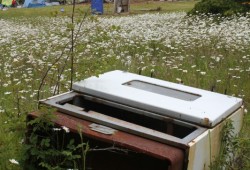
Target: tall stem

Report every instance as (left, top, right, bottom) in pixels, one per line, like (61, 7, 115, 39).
(70, 0, 76, 90)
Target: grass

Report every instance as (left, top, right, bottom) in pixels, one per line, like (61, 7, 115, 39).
(1, 1, 250, 169)
(0, 1, 197, 18)
(131, 1, 197, 12)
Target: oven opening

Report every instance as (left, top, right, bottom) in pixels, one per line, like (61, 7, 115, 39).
(59, 95, 197, 139)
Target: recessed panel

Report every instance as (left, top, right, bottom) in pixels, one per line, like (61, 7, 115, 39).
(123, 80, 201, 101)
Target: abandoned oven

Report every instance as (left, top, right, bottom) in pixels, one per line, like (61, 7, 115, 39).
(29, 70, 244, 170)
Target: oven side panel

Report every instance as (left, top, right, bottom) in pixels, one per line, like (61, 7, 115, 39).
(187, 107, 244, 170)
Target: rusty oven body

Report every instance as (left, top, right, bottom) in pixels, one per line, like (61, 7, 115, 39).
(34, 70, 244, 170)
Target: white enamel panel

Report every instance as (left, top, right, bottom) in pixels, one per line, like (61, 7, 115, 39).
(72, 70, 242, 127)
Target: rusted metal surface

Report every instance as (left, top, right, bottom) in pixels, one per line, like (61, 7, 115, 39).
(28, 111, 185, 170)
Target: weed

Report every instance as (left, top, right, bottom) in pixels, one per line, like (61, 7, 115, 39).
(22, 106, 89, 170)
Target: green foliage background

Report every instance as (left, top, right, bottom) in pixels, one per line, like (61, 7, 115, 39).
(189, 0, 250, 16)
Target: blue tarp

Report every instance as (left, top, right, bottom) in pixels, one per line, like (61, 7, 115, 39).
(23, 0, 45, 8)
(91, 0, 103, 14)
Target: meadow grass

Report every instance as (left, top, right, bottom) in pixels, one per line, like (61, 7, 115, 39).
(0, 1, 250, 169)
(0, 1, 197, 18)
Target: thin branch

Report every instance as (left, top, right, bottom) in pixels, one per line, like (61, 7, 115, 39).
(37, 5, 91, 103)
(53, 54, 71, 95)
(37, 42, 70, 105)
(70, 0, 76, 90)
(73, 9, 90, 43)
